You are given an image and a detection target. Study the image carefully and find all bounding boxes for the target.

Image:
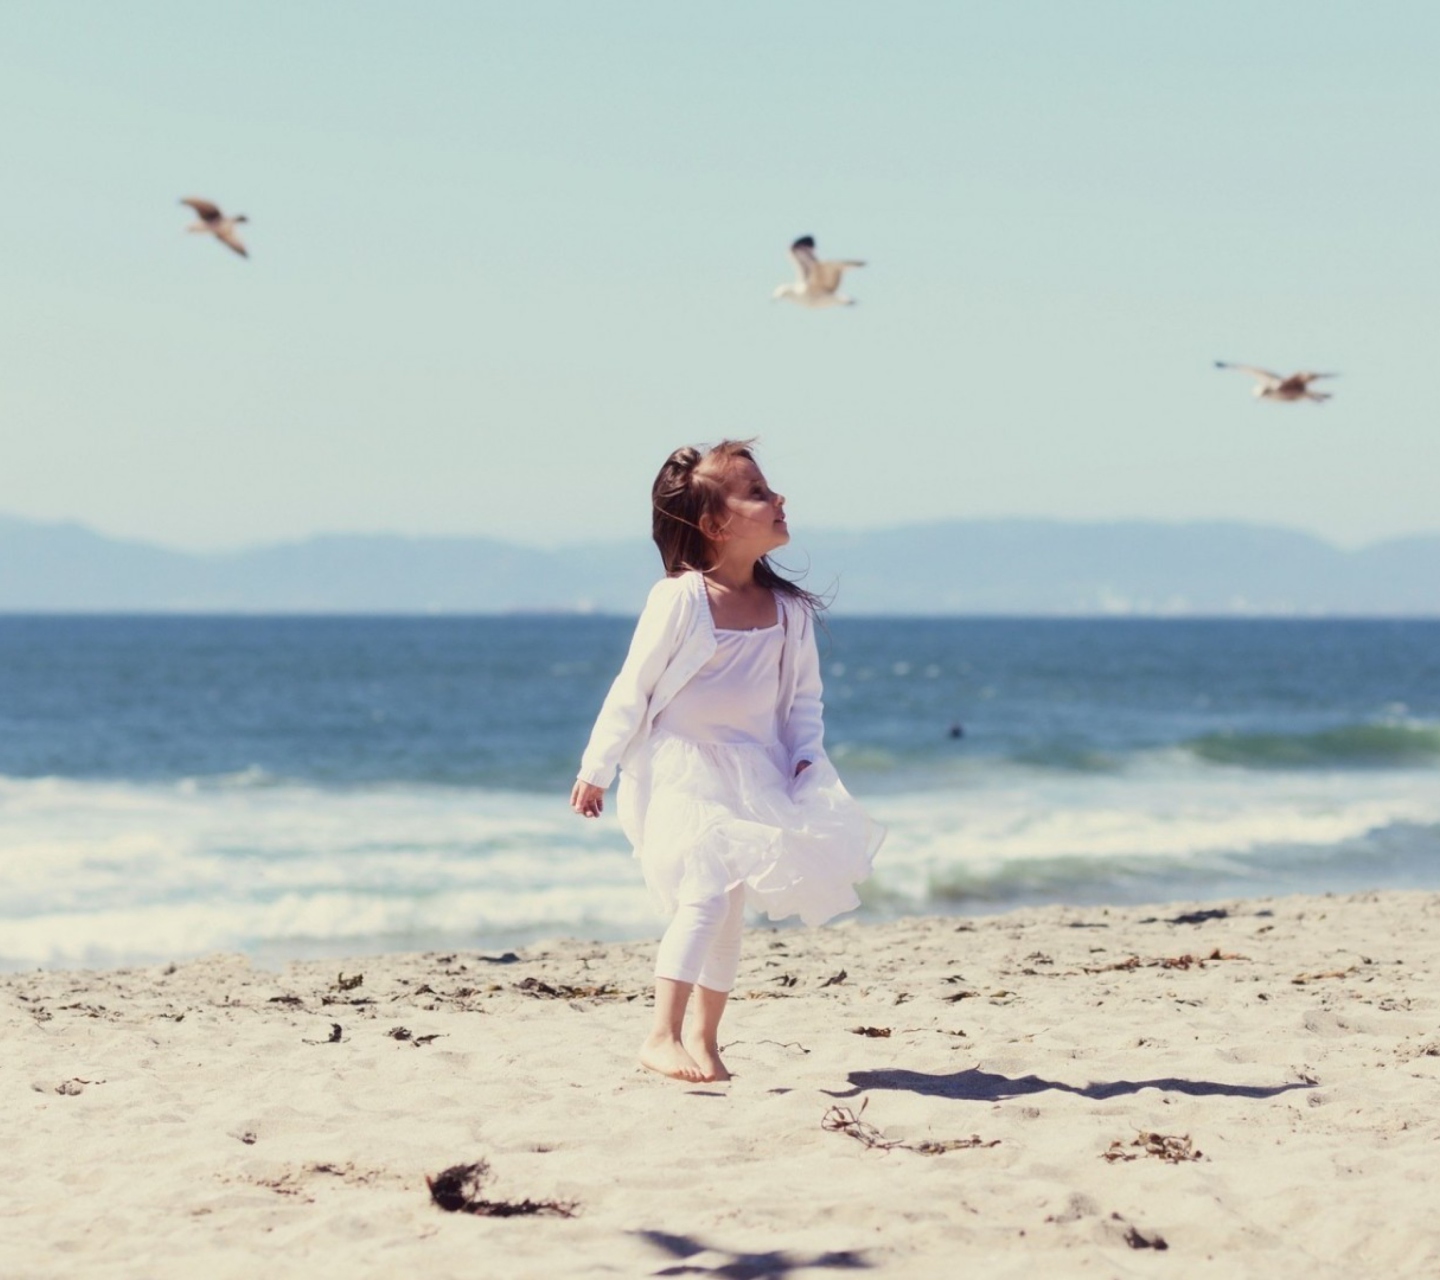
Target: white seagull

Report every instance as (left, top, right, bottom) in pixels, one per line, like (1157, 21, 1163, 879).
(180, 197, 249, 258)
(772, 235, 865, 307)
(1214, 362, 1337, 403)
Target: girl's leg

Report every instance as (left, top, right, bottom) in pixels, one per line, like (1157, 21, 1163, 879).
(640, 977, 705, 1082)
(687, 884, 747, 1081)
(687, 986, 731, 1081)
(646, 892, 733, 1081)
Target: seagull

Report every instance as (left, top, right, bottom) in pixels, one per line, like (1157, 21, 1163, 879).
(1214, 362, 1337, 402)
(180, 197, 249, 258)
(772, 235, 865, 307)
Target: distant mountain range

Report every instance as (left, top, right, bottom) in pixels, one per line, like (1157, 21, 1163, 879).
(1, 513, 1436, 616)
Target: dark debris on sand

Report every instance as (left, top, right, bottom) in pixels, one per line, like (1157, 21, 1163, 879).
(1083, 948, 1245, 974)
(1103, 1131, 1204, 1163)
(1111, 1212, 1169, 1250)
(514, 976, 622, 1000)
(387, 1026, 443, 1046)
(425, 1160, 577, 1218)
(1166, 908, 1229, 926)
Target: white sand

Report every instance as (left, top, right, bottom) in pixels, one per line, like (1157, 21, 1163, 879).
(4, 891, 1438, 1278)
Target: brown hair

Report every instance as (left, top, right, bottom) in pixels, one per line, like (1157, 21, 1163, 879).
(650, 439, 825, 612)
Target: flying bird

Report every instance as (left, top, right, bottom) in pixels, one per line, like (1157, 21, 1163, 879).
(180, 197, 249, 258)
(772, 235, 865, 307)
(1214, 362, 1337, 402)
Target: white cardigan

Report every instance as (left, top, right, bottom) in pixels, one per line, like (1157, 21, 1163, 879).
(577, 570, 827, 790)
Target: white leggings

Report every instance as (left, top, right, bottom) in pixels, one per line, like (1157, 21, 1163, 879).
(654, 884, 747, 993)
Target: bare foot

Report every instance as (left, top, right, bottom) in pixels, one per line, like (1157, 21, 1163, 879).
(639, 1034, 706, 1082)
(685, 1039, 731, 1082)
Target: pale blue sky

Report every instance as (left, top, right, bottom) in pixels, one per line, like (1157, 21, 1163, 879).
(2, 2, 1436, 551)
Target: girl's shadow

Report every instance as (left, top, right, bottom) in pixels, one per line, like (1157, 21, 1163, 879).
(824, 1067, 1313, 1102)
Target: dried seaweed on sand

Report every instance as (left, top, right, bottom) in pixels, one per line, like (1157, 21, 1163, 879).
(425, 1160, 577, 1218)
(1292, 965, 1361, 984)
(1084, 948, 1246, 974)
(514, 976, 620, 999)
(1102, 1131, 1203, 1163)
(822, 1101, 998, 1155)
(386, 1026, 443, 1046)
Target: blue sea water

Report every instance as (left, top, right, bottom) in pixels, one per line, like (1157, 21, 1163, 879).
(1, 615, 1437, 969)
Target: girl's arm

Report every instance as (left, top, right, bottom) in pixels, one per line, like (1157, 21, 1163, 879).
(782, 604, 826, 776)
(574, 577, 687, 792)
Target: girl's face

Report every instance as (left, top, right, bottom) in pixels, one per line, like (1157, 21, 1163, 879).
(708, 456, 789, 557)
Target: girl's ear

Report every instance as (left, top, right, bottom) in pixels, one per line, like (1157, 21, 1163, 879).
(699, 512, 728, 542)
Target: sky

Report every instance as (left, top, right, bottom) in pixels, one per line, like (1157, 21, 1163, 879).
(2, 1, 1437, 552)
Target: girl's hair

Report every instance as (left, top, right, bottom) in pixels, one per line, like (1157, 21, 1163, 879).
(651, 439, 825, 613)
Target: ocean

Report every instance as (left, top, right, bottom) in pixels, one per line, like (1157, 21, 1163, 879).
(1, 615, 1437, 970)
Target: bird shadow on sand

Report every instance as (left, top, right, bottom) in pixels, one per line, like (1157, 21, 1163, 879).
(823, 1067, 1313, 1103)
(634, 1229, 871, 1278)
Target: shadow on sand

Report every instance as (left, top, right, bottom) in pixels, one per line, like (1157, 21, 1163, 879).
(824, 1066, 1314, 1102)
(634, 1229, 871, 1278)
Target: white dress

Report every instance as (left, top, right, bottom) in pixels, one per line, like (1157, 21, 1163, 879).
(618, 619, 883, 927)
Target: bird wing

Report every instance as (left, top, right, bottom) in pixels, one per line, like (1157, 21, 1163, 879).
(789, 236, 819, 283)
(1215, 361, 1282, 386)
(181, 197, 222, 222)
(1295, 371, 1339, 383)
(810, 260, 845, 293)
(215, 227, 249, 258)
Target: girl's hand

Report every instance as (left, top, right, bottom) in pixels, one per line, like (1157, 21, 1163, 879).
(570, 779, 605, 818)
(793, 760, 811, 778)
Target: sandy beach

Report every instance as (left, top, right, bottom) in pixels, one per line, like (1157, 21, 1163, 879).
(5, 890, 1438, 1278)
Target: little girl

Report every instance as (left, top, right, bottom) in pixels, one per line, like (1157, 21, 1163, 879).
(570, 439, 884, 1083)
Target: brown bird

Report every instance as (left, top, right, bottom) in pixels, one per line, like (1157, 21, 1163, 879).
(180, 197, 249, 258)
(1214, 362, 1337, 403)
